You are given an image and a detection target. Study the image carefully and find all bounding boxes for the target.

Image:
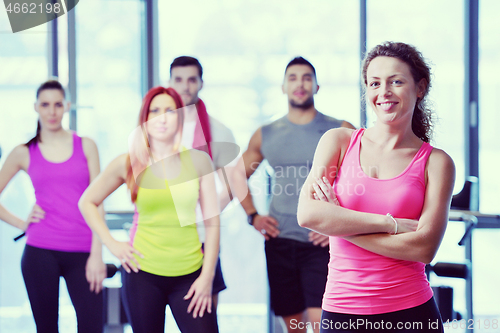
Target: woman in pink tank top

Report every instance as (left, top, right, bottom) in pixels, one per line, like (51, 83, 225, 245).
(0, 80, 105, 332)
(297, 42, 455, 332)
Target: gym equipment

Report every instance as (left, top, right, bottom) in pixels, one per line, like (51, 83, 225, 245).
(428, 176, 478, 332)
(103, 264, 128, 333)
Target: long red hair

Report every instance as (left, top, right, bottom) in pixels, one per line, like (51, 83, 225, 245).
(126, 87, 185, 202)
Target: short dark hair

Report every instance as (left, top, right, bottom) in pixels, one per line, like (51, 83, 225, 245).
(170, 56, 203, 80)
(362, 41, 433, 142)
(285, 57, 316, 79)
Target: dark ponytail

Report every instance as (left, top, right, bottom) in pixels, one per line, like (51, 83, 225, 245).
(26, 121, 42, 147)
(26, 80, 66, 147)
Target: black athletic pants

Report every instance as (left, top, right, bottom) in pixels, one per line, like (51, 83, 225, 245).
(320, 297, 444, 332)
(121, 267, 219, 333)
(21, 244, 103, 333)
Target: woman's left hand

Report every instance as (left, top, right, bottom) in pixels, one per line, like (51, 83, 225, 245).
(184, 273, 213, 318)
(311, 177, 340, 205)
(85, 254, 107, 294)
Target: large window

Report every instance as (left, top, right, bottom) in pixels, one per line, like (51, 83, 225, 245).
(367, 0, 465, 193)
(476, 0, 500, 319)
(479, 0, 500, 214)
(0, 14, 47, 333)
(75, 0, 142, 211)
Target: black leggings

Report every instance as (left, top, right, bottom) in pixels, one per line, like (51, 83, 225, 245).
(21, 245, 103, 333)
(121, 267, 219, 333)
(320, 298, 444, 332)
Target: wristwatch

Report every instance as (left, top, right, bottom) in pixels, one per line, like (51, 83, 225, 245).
(247, 212, 258, 225)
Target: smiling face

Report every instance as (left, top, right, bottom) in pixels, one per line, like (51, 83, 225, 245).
(169, 65, 203, 106)
(366, 56, 425, 125)
(146, 93, 180, 143)
(282, 64, 319, 109)
(35, 89, 67, 131)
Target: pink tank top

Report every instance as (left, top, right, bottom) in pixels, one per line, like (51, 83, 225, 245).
(26, 132, 92, 252)
(323, 128, 434, 314)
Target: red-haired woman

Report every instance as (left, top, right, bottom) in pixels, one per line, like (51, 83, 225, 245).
(0, 80, 105, 332)
(78, 86, 220, 333)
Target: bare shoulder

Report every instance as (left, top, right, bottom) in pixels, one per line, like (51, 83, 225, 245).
(341, 120, 356, 129)
(11, 144, 30, 170)
(426, 148, 456, 189)
(11, 144, 30, 158)
(81, 137, 98, 150)
(188, 149, 214, 176)
(0, 144, 30, 178)
(189, 149, 212, 163)
(250, 126, 263, 141)
(320, 127, 355, 149)
(113, 153, 129, 167)
(189, 148, 211, 162)
(428, 148, 455, 173)
(106, 153, 129, 181)
(81, 137, 99, 158)
(247, 126, 263, 151)
(311, 128, 355, 171)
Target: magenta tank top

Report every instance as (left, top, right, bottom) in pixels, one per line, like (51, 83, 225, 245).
(323, 128, 434, 314)
(26, 132, 92, 252)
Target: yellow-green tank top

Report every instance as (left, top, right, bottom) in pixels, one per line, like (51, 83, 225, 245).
(129, 150, 202, 276)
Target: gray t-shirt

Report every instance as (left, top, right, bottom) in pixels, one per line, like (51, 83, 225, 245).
(261, 112, 343, 243)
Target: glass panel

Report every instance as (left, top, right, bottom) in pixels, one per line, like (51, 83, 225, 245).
(479, 0, 500, 214)
(477, 0, 500, 323)
(367, 0, 465, 194)
(0, 15, 47, 333)
(76, 0, 142, 211)
(472, 229, 500, 321)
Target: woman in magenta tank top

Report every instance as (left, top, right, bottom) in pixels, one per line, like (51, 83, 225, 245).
(297, 42, 455, 332)
(0, 80, 106, 332)
(79, 86, 220, 333)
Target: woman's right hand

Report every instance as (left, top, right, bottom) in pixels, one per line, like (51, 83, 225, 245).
(22, 204, 45, 230)
(184, 272, 214, 318)
(311, 177, 340, 205)
(106, 239, 143, 273)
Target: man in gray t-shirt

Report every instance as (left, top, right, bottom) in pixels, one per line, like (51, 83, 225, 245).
(239, 57, 355, 332)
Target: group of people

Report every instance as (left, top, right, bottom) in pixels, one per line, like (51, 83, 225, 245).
(0, 41, 455, 333)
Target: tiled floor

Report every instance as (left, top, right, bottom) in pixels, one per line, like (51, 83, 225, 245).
(0, 303, 269, 333)
(2, 301, 499, 333)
